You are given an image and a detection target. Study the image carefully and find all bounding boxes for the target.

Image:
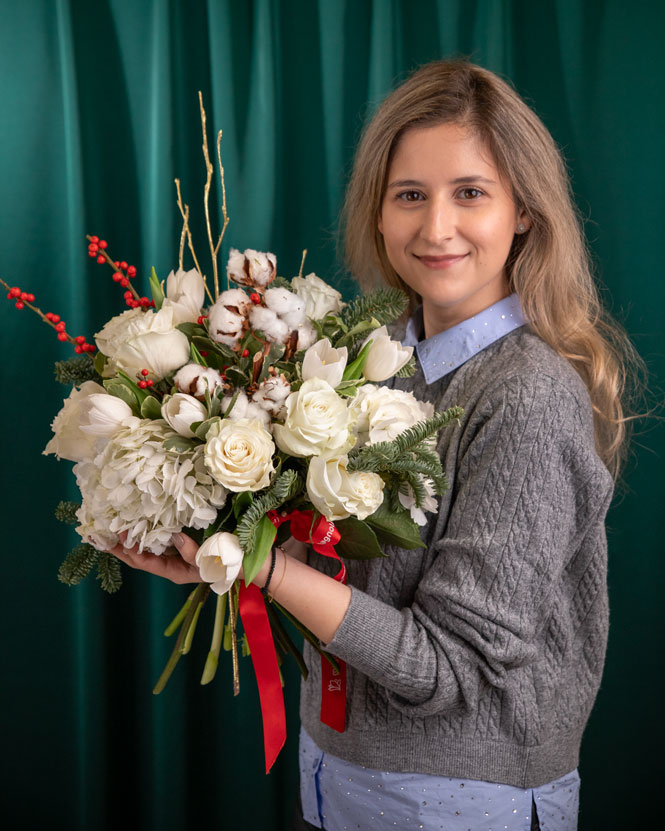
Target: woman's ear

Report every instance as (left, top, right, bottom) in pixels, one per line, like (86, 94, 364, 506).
(377, 212, 384, 235)
(515, 208, 530, 233)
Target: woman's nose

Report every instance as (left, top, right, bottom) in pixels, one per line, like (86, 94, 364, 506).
(418, 201, 455, 245)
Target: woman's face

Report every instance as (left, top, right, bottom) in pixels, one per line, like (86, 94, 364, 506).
(378, 122, 529, 336)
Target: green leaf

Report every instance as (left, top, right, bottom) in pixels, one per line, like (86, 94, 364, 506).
(365, 501, 424, 550)
(162, 436, 197, 452)
(193, 335, 236, 362)
(190, 342, 208, 366)
(334, 517, 386, 559)
(93, 351, 107, 377)
(149, 267, 165, 310)
(194, 416, 220, 441)
(233, 490, 254, 520)
(177, 322, 207, 339)
(242, 514, 277, 586)
(341, 340, 372, 381)
(140, 395, 163, 419)
(104, 380, 139, 412)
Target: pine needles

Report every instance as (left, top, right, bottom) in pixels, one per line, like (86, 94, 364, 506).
(54, 355, 101, 386)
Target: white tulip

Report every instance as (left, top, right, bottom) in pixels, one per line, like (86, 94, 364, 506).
(161, 267, 205, 324)
(301, 338, 348, 388)
(306, 456, 384, 521)
(43, 381, 107, 463)
(292, 272, 344, 320)
(398, 480, 438, 526)
(360, 326, 413, 382)
(161, 393, 208, 437)
(195, 532, 244, 595)
(204, 418, 275, 492)
(174, 364, 225, 399)
(80, 393, 136, 437)
(272, 378, 354, 458)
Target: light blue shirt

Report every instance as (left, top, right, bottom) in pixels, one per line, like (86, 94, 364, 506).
(299, 294, 580, 830)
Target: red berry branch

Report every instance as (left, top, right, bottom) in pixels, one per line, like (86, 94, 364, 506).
(1, 278, 96, 353)
(86, 235, 154, 310)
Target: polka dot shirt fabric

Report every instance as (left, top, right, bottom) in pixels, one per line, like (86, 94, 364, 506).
(300, 728, 580, 831)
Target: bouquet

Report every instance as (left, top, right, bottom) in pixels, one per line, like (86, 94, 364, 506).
(2, 98, 462, 771)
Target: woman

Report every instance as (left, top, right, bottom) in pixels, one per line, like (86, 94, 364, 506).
(112, 60, 638, 830)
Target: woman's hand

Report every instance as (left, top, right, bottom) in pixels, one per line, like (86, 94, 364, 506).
(108, 532, 203, 585)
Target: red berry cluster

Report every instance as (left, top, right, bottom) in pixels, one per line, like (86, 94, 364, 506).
(138, 368, 154, 389)
(4, 283, 95, 353)
(87, 234, 154, 310)
(7, 286, 34, 309)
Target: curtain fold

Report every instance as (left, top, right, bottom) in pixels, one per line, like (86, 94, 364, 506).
(1, 2, 663, 829)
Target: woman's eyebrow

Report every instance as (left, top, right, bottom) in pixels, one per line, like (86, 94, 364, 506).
(386, 175, 497, 189)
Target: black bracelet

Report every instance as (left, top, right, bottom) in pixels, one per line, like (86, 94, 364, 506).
(260, 548, 277, 597)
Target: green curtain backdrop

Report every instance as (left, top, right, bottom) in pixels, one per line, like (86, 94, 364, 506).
(1, 1, 662, 828)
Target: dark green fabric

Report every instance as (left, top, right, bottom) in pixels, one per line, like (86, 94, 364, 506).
(0, 1, 662, 828)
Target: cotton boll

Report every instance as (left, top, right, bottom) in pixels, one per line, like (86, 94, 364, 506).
(244, 400, 273, 429)
(226, 247, 276, 288)
(218, 288, 251, 316)
(221, 390, 249, 420)
(249, 306, 289, 343)
(174, 364, 225, 399)
(251, 375, 291, 417)
(296, 320, 318, 351)
(265, 287, 306, 329)
(208, 302, 245, 347)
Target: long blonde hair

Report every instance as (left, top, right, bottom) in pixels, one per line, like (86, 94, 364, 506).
(343, 59, 642, 480)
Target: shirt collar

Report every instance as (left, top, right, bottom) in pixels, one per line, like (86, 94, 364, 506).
(403, 294, 527, 385)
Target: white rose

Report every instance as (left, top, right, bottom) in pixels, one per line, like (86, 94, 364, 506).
(161, 393, 208, 437)
(272, 377, 354, 458)
(306, 455, 384, 521)
(44, 381, 107, 462)
(79, 393, 137, 437)
(161, 267, 205, 324)
(301, 338, 348, 388)
(360, 326, 413, 382)
(96, 306, 190, 381)
(204, 418, 275, 491)
(174, 364, 225, 399)
(227, 247, 276, 288)
(292, 272, 344, 320)
(195, 532, 244, 595)
(350, 385, 433, 446)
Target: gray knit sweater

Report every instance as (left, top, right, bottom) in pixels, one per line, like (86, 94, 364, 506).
(300, 327, 613, 789)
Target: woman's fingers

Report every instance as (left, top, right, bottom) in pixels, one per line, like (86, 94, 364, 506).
(106, 531, 202, 585)
(170, 532, 200, 566)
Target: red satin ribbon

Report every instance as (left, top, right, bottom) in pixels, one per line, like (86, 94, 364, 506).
(237, 581, 286, 773)
(269, 509, 347, 733)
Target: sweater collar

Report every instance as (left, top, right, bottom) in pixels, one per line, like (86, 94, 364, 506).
(403, 294, 527, 385)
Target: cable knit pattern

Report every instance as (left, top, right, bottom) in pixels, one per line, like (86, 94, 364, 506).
(300, 328, 613, 788)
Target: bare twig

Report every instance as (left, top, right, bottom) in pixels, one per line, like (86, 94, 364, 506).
(216, 129, 230, 292)
(174, 178, 214, 305)
(298, 249, 308, 279)
(199, 92, 220, 301)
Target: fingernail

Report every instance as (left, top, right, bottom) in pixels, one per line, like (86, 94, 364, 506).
(171, 533, 185, 549)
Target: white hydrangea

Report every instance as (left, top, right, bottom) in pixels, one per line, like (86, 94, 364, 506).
(74, 419, 227, 555)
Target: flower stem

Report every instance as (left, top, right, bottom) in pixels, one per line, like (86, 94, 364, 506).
(200, 593, 227, 685)
(163, 590, 195, 636)
(182, 585, 210, 655)
(153, 582, 208, 694)
(229, 582, 240, 696)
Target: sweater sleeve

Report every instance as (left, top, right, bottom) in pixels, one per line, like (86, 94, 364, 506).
(325, 371, 613, 716)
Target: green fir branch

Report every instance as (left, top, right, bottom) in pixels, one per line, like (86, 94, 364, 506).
(270, 276, 293, 290)
(95, 551, 123, 593)
(235, 469, 303, 554)
(58, 543, 99, 586)
(55, 501, 81, 525)
(54, 355, 102, 386)
(341, 287, 408, 330)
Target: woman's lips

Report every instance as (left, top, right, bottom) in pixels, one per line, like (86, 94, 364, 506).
(415, 253, 468, 268)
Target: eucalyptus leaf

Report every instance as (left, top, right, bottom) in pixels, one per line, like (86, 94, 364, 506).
(334, 517, 386, 560)
(365, 501, 424, 550)
(104, 381, 138, 412)
(140, 394, 163, 419)
(177, 322, 207, 339)
(194, 416, 220, 441)
(225, 366, 248, 387)
(242, 515, 277, 586)
(163, 436, 198, 452)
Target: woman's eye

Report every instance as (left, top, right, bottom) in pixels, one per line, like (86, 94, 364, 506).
(457, 187, 484, 200)
(397, 190, 424, 202)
